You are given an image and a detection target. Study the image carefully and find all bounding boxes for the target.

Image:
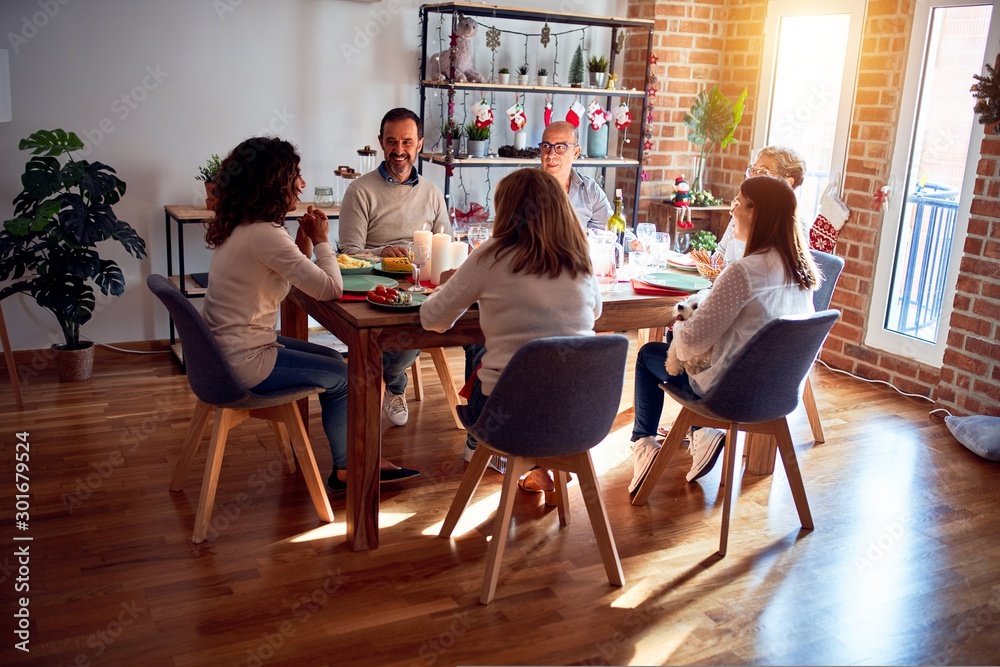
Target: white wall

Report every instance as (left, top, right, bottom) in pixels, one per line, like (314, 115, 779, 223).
(0, 0, 624, 350)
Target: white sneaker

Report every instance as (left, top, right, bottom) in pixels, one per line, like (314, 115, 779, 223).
(382, 390, 408, 426)
(686, 427, 725, 482)
(464, 442, 476, 462)
(628, 436, 660, 494)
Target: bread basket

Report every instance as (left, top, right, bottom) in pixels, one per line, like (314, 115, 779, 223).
(690, 249, 726, 281)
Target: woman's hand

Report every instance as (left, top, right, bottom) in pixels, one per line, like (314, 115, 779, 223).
(299, 206, 330, 246)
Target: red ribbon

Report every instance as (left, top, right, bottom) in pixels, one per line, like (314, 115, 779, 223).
(451, 202, 489, 225)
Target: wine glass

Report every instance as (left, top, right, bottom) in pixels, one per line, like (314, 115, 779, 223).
(652, 232, 672, 269)
(636, 223, 656, 253)
(467, 224, 491, 251)
(674, 231, 692, 255)
(406, 241, 431, 293)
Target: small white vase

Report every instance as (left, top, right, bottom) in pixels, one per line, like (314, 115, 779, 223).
(536, 75, 548, 87)
(498, 72, 510, 85)
(517, 74, 529, 85)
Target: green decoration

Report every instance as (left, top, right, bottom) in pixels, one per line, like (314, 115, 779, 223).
(683, 85, 748, 193)
(690, 230, 718, 252)
(569, 45, 585, 86)
(972, 53, 1000, 131)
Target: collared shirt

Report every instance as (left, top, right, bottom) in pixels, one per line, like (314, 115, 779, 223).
(565, 169, 637, 246)
(377, 161, 419, 187)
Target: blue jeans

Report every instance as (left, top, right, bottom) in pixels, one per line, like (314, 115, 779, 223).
(463, 345, 488, 450)
(631, 337, 693, 442)
(383, 349, 420, 395)
(250, 336, 348, 469)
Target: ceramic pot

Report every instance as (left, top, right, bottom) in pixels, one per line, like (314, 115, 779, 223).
(498, 72, 510, 85)
(467, 139, 489, 158)
(587, 124, 609, 159)
(204, 182, 217, 211)
(517, 74, 529, 85)
(536, 75, 548, 87)
(53, 342, 94, 382)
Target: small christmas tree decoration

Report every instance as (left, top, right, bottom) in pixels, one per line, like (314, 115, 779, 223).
(569, 45, 585, 87)
(972, 52, 1000, 131)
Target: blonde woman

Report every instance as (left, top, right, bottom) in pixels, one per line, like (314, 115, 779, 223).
(421, 169, 602, 503)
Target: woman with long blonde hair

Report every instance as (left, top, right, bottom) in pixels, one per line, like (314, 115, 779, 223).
(421, 169, 602, 501)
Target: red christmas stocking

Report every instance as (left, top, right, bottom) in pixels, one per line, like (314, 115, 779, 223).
(565, 99, 585, 127)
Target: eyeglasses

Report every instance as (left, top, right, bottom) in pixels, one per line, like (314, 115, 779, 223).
(539, 142, 578, 155)
(746, 166, 778, 179)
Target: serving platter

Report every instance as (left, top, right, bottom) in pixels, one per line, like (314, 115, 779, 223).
(640, 272, 711, 293)
(342, 275, 399, 294)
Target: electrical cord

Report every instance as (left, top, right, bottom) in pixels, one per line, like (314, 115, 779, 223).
(814, 358, 952, 423)
(81, 335, 169, 355)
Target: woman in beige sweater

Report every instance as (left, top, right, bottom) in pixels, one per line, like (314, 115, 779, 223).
(203, 137, 417, 491)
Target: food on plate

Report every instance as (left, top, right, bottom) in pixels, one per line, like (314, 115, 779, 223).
(381, 256, 413, 273)
(367, 284, 413, 306)
(337, 254, 371, 269)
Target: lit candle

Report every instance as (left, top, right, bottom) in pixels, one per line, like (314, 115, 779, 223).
(448, 241, 468, 269)
(430, 232, 451, 285)
(413, 229, 433, 277)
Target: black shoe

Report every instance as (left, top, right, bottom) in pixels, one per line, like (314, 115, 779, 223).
(326, 467, 346, 493)
(380, 466, 420, 484)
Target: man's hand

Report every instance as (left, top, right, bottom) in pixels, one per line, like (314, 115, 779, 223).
(381, 245, 409, 258)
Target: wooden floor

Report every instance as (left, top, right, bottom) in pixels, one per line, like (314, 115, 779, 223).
(2, 338, 999, 666)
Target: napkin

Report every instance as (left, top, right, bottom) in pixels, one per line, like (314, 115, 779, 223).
(630, 279, 691, 297)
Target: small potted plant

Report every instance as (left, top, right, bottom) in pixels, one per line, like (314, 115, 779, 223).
(0, 129, 148, 382)
(196, 153, 222, 210)
(464, 122, 491, 158)
(536, 67, 549, 87)
(569, 45, 585, 88)
(587, 55, 610, 88)
(516, 63, 530, 86)
(497, 66, 510, 85)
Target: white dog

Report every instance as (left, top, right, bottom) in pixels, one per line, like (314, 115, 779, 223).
(665, 290, 713, 377)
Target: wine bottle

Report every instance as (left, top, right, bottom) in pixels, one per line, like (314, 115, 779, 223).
(607, 188, 627, 247)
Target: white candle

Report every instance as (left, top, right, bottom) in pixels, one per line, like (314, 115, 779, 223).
(430, 232, 451, 285)
(449, 241, 468, 269)
(413, 229, 433, 277)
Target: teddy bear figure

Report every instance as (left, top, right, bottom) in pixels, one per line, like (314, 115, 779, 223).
(428, 15, 485, 83)
(665, 291, 714, 377)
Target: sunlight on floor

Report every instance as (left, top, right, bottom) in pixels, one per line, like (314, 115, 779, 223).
(421, 490, 502, 538)
(284, 511, 416, 543)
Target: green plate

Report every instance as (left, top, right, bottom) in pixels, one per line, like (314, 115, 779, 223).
(639, 272, 711, 292)
(342, 274, 399, 294)
(373, 262, 414, 278)
(338, 256, 378, 275)
(366, 292, 428, 310)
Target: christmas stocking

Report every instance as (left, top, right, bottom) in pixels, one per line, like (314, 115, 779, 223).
(809, 180, 850, 253)
(544, 99, 553, 126)
(565, 99, 586, 127)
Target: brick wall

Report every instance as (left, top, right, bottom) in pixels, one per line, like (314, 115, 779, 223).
(624, 0, 1000, 415)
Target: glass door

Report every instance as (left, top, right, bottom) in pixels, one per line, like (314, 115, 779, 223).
(867, 1, 996, 365)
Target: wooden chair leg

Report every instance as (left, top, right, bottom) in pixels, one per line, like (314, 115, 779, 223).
(773, 418, 814, 531)
(270, 421, 296, 474)
(277, 402, 333, 524)
(0, 303, 24, 409)
(802, 374, 825, 444)
(717, 422, 742, 557)
(409, 354, 424, 401)
(554, 469, 570, 527)
(571, 452, 625, 587)
(481, 456, 530, 605)
(428, 347, 465, 430)
(192, 408, 238, 543)
(632, 408, 693, 506)
(439, 445, 493, 538)
(170, 399, 214, 492)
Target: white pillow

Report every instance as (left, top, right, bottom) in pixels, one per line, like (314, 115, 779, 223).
(945, 415, 1000, 461)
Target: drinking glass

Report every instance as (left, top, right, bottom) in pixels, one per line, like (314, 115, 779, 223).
(652, 232, 672, 269)
(406, 241, 431, 293)
(636, 222, 656, 253)
(467, 224, 491, 251)
(674, 231, 692, 255)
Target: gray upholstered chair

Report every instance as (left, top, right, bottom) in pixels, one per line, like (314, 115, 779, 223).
(147, 275, 332, 543)
(439, 335, 629, 604)
(804, 249, 845, 443)
(631, 310, 840, 556)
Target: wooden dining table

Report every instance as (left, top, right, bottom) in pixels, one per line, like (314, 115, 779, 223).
(280, 280, 682, 551)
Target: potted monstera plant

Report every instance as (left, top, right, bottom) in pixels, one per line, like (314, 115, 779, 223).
(0, 129, 147, 382)
(684, 85, 748, 193)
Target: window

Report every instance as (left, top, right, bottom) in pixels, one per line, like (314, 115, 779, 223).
(755, 0, 865, 222)
(867, 1, 996, 365)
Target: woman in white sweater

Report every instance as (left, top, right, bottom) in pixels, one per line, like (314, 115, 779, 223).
(203, 137, 417, 493)
(629, 176, 820, 493)
(420, 169, 602, 502)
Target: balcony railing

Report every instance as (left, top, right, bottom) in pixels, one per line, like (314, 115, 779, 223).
(887, 182, 960, 341)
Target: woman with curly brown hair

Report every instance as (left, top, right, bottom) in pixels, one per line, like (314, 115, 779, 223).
(203, 137, 417, 492)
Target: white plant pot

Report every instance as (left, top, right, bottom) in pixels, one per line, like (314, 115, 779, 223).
(536, 75, 548, 87)
(517, 74, 529, 85)
(498, 72, 510, 84)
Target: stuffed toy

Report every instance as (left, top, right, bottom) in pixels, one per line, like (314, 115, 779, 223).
(428, 16, 485, 83)
(672, 175, 691, 208)
(665, 291, 713, 377)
